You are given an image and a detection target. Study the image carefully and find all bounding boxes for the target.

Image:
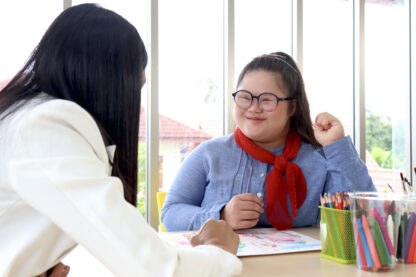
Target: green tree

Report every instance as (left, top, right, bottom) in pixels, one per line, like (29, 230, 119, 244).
(137, 143, 146, 216)
(366, 110, 392, 168)
(366, 110, 392, 152)
(371, 146, 391, 168)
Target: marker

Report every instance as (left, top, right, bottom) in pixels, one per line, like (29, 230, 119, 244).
(257, 192, 262, 199)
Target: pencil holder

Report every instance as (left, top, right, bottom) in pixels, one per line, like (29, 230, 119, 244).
(349, 192, 404, 272)
(396, 194, 416, 264)
(319, 206, 356, 263)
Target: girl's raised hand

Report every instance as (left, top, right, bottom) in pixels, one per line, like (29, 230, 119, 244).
(314, 112, 345, 147)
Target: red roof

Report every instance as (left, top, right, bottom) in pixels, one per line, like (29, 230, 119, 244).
(139, 107, 213, 143)
(366, 151, 404, 192)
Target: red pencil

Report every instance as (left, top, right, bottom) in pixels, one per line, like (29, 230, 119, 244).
(337, 192, 343, 210)
(406, 219, 416, 263)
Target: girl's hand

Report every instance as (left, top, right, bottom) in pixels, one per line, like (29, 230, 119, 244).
(314, 112, 345, 147)
(220, 193, 264, 230)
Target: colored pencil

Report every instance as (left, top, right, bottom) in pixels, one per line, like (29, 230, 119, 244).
(403, 213, 415, 261)
(354, 218, 368, 269)
(362, 215, 381, 269)
(397, 212, 408, 260)
(357, 218, 374, 268)
(372, 207, 394, 255)
(406, 217, 416, 263)
(368, 213, 391, 266)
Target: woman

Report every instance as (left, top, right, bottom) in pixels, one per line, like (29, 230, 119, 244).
(162, 52, 376, 231)
(0, 4, 241, 276)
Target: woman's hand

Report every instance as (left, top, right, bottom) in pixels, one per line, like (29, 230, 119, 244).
(314, 112, 345, 147)
(220, 193, 264, 230)
(36, 262, 70, 277)
(190, 219, 240, 254)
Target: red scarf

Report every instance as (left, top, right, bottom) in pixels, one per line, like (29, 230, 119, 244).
(233, 127, 307, 230)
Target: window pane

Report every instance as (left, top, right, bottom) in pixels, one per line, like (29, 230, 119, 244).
(73, 0, 149, 215)
(303, 0, 353, 136)
(365, 0, 409, 192)
(159, 0, 223, 192)
(0, 1, 62, 82)
(235, 0, 292, 77)
(413, 0, 416, 183)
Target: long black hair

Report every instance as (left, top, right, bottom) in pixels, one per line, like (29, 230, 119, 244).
(0, 3, 147, 206)
(237, 51, 321, 148)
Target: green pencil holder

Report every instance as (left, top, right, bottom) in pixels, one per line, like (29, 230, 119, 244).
(320, 206, 356, 263)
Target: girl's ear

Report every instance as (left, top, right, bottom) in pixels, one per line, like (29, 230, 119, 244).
(289, 99, 297, 117)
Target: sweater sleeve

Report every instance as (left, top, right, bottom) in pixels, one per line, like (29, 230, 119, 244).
(9, 101, 242, 277)
(321, 136, 376, 193)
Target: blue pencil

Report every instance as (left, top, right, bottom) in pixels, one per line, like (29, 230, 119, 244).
(357, 218, 374, 268)
(353, 219, 364, 269)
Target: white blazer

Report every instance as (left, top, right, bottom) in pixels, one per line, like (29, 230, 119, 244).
(0, 96, 242, 277)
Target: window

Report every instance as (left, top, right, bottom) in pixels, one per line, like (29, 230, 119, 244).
(0, 1, 62, 82)
(235, 0, 292, 80)
(364, 0, 409, 192)
(158, 0, 223, 192)
(303, 0, 354, 136)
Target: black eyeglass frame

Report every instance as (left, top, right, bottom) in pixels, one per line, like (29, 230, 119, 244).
(232, 90, 295, 111)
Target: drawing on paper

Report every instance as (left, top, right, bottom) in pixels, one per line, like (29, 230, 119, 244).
(159, 228, 321, 256)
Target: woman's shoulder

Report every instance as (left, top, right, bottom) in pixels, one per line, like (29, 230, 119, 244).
(2, 95, 94, 132)
(14, 95, 105, 153)
(9, 95, 110, 166)
(28, 96, 94, 122)
(16, 96, 99, 135)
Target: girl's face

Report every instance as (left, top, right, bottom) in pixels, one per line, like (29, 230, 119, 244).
(233, 70, 296, 149)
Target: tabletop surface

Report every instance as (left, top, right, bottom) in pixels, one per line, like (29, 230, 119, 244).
(239, 227, 416, 277)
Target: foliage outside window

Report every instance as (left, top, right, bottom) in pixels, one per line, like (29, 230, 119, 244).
(366, 110, 405, 170)
(137, 143, 146, 216)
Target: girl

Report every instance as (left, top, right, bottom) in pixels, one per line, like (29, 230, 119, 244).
(162, 52, 375, 231)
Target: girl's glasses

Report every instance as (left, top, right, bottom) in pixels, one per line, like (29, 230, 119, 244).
(232, 90, 294, 112)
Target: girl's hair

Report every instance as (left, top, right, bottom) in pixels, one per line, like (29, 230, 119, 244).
(236, 51, 321, 148)
(0, 3, 148, 206)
